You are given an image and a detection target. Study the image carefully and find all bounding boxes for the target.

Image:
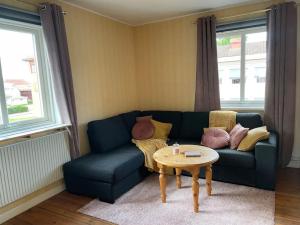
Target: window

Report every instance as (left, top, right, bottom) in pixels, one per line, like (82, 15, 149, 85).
(0, 18, 59, 137)
(229, 69, 240, 84)
(217, 26, 267, 109)
(255, 67, 266, 83)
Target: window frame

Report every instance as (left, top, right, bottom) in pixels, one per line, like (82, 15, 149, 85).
(217, 26, 267, 110)
(0, 18, 59, 137)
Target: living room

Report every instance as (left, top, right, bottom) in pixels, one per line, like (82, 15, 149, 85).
(0, 0, 299, 224)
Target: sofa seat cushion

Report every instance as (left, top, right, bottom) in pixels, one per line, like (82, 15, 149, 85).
(167, 140, 254, 169)
(63, 144, 145, 183)
(215, 148, 255, 169)
(87, 115, 130, 153)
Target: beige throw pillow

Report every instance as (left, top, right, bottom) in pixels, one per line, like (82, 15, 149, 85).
(151, 119, 172, 140)
(237, 126, 270, 151)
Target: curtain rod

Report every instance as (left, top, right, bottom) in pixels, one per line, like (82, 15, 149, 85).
(193, 2, 300, 24)
(14, 0, 67, 14)
(218, 9, 271, 21)
(193, 8, 270, 24)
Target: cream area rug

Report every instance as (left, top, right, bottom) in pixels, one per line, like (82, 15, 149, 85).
(79, 174, 275, 225)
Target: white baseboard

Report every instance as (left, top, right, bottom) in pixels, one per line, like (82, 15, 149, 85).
(287, 156, 300, 168)
(0, 183, 65, 224)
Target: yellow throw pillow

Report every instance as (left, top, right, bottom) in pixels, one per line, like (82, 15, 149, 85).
(204, 127, 227, 133)
(237, 126, 270, 151)
(151, 119, 172, 140)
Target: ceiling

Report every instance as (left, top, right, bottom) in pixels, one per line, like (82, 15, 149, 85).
(62, 0, 267, 26)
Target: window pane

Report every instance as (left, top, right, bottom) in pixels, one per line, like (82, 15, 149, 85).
(245, 32, 266, 101)
(0, 29, 44, 123)
(217, 35, 241, 101)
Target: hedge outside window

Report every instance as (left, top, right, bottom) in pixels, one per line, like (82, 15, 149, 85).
(0, 18, 60, 137)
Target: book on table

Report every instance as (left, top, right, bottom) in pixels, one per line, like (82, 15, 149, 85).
(184, 151, 201, 157)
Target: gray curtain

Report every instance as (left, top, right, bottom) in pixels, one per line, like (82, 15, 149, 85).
(195, 16, 220, 112)
(264, 2, 297, 167)
(40, 3, 80, 159)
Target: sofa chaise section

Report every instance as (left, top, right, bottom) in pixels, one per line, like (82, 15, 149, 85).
(63, 114, 147, 203)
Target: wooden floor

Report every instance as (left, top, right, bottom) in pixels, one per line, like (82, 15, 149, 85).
(275, 168, 300, 225)
(4, 168, 300, 225)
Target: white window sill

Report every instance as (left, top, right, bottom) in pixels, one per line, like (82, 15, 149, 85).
(221, 101, 265, 112)
(0, 123, 70, 143)
(221, 106, 264, 111)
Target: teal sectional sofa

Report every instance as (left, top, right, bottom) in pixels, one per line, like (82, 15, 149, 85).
(63, 110, 278, 203)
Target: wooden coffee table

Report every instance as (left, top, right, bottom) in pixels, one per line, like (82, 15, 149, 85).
(153, 145, 219, 213)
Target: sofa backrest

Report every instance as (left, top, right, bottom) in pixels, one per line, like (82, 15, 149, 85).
(119, 110, 141, 133)
(141, 111, 182, 138)
(179, 112, 209, 139)
(87, 115, 130, 153)
(179, 112, 262, 140)
(236, 113, 263, 129)
(86, 111, 263, 153)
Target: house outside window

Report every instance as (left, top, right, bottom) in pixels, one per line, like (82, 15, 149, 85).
(216, 26, 267, 109)
(0, 18, 60, 137)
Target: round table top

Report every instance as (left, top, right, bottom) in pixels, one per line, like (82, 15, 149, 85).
(153, 145, 219, 168)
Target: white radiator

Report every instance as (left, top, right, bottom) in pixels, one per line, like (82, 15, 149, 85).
(0, 130, 71, 207)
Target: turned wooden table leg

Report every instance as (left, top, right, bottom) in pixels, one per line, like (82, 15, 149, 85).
(159, 165, 167, 203)
(206, 164, 212, 196)
(191, 167, 200, 213)
(175, 168, 182, 189)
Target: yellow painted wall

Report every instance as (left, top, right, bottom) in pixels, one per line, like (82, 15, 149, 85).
(1, 0, 299, 221)
(0, 0, 138, 155)
(60, 2, 137, 155)
(0, 0, 285, 154)
(0, 0, 293, 157)
(134, 0, 283, 111)
(0, 0, 137, 220)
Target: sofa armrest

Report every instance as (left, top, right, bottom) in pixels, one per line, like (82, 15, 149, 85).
(255, 131, 278, 190)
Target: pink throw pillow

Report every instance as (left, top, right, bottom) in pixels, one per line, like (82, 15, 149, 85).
(201, 128, 230, 149)
(132, 120, 154, 140)
(229, 124, 249, 149)
(229, 123, 242, 136)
